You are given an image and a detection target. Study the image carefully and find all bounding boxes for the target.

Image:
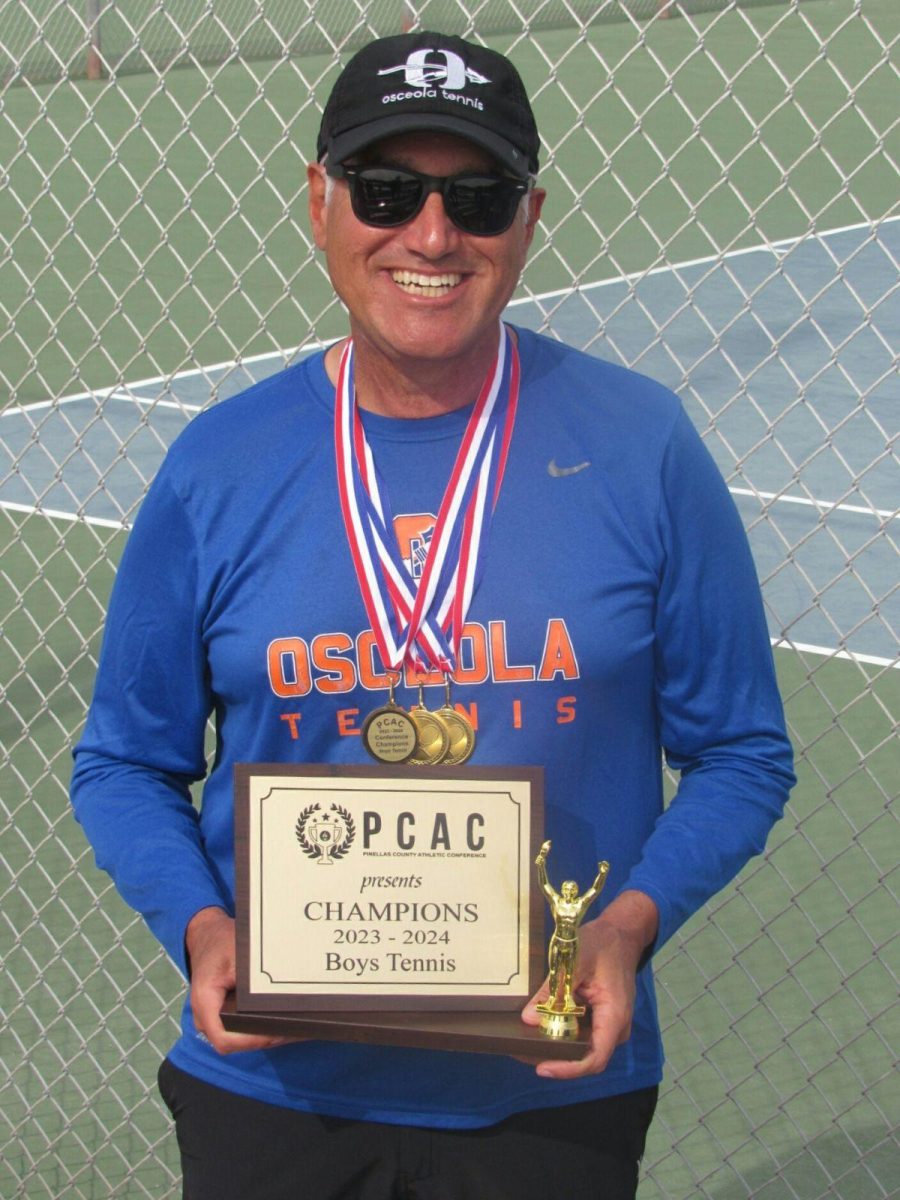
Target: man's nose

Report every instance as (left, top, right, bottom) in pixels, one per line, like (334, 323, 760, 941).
(401, 190, 461, 257)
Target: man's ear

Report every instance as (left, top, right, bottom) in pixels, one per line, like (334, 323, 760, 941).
(307, 162, 328, 250)
(524, 187, 546, 247)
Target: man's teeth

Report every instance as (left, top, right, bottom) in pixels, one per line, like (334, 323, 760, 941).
(392, 271, 462, 295)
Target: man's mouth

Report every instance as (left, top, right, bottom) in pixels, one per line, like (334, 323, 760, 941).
(391, 270, 463, 297)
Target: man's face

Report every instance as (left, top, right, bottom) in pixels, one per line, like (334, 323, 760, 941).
(308, 132, 545, 377)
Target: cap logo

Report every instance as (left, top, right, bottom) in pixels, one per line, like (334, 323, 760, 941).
(378, 49, 490, 92)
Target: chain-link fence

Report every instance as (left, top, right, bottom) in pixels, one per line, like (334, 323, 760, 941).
(1, 1, 897, 1196)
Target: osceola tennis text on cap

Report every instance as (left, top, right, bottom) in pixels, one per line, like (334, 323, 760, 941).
(378, 48, 490, 109)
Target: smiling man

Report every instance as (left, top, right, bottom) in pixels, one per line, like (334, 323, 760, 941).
(71, 31, 794, 1200)
(310, 130, 540, 404)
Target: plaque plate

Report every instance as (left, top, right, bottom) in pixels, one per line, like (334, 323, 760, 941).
(233, 764, 545, 1014)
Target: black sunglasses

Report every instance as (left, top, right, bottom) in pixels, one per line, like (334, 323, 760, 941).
(328, 162, 531, 236)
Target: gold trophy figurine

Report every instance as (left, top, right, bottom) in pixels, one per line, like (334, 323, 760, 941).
(535, 840, 610, 1039)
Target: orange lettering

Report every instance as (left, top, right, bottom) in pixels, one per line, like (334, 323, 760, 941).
(337, 708, 361, 736)
(267, 637, 311, 697)
(512, 699, 523, 728)
(490, 621, 535, 683)
(539, 619, 579, 681)
(556, 696, 577, 724)
(356, 631, 391, 690)
(454, 624, 489, 685)
(455, 702, 478, 731)
(312, 632, 356, 693)
(280, 713, 302, 739)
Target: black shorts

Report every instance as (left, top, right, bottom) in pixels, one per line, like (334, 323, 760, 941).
(159, 1058, 657, 1200)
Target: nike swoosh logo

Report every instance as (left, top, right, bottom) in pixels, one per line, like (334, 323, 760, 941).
(548, 459, 591, 478)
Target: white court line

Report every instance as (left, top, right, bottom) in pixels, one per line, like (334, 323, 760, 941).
(2, 499, 894, 670)
(772, 640, 898, 670)
(2, 219, 894, 537)
(508, 213, 900, 306)
(1, 499, 128, 530)
(0, 391, 204, 417)
(1, 342, 333, 417)
(2, 485, 889, 528)
(5, 485, 893, 528)
(4, 216, 896, 418)
(731, 488, 896, 521)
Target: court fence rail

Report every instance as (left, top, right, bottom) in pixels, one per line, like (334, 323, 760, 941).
(1, 1, 897, 1197)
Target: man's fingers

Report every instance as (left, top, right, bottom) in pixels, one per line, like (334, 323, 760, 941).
(192, 982, 295, 1054)
(186, 909, 289, 1055)
(525, 956, 635, 1079)
(200, 1026, 292, 1055)
(534, 1005, 621, 1079)
(190, 979, 230, 1049)
(520, 977, 551, 1026)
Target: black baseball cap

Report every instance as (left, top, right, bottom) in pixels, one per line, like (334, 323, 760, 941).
(317, 32, 540, 178)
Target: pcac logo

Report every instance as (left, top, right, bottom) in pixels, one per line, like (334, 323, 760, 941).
(296, 802, 355, 865)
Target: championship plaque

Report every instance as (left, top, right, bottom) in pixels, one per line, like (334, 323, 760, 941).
(223, 763, 588, 1058)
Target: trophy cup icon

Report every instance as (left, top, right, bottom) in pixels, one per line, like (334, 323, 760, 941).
(305, 809, 346, 865)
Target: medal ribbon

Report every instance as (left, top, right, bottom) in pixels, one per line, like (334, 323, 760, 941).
(335, 322, 519, 675)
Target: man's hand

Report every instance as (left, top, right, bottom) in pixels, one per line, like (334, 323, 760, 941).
(186, 906, 291, 1055)
(521, 889, 658, 1079)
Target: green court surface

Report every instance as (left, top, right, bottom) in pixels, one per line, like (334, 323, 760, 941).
(0, 0, 896, 405)
(3, 512, 896, 1195)
(1, 1, 897, 1196)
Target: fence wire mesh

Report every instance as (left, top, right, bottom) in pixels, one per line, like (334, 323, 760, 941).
(1, 1, 897, 1196)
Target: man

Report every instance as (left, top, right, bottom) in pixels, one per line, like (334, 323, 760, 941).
(71, 31, 794, 1200)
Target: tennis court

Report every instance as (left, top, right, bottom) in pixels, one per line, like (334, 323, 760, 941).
(1, 2, 897, 1196)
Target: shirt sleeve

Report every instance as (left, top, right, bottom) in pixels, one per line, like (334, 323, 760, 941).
(70, 463, 228, 977)
(622, 407, 796, 948)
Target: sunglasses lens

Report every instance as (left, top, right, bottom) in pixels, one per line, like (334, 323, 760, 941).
(446, 175, 523, 235)
(346, 168, 525, 236)
(349, 169, 423, 227)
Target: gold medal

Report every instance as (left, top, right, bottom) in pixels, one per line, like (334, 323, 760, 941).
(408, 683, 451, 765)
(435, 676, 476, 765)
(361, 676, 418, 764)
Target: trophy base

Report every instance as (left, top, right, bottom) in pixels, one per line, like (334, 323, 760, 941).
(221, 993, 590, 1060)
(537, 1010, 583, 1039)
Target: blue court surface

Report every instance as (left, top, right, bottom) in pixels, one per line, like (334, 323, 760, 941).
(3, 219, 897, 665)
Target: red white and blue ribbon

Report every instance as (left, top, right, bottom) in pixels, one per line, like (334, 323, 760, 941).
(335, 322, 519, 675)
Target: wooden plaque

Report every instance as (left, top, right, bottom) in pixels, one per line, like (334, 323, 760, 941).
(223, 763, 588, 1058)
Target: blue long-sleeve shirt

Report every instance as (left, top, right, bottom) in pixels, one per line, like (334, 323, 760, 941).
(71, 327, 794, 1126)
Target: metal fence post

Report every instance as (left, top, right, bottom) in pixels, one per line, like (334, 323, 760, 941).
(86, 0, 102, 80)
